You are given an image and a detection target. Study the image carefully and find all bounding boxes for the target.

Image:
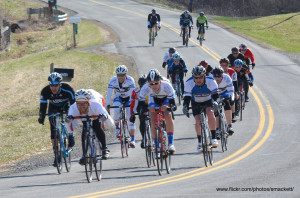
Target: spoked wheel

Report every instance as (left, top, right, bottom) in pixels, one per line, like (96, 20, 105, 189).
(94, 141, 102, 181)
(176, 88, 181, 105)
(151, 29, 155, 47)
(220, 115, 228, 152)
(85, 138, 93, 183)
(206, 126, 213, 166)
(156, 129, 163, 176)
(54, 130, 63, 174)
(120, 121, 125, 158)
(164, 136, 171, 174)
(201, 125, 209, 167)
(240, 92, 244, 121)
(123, 122, 129, 157)
(145, 125, 153, 168)
(185, 33, 189, 47)
(64, 134, 71, 172)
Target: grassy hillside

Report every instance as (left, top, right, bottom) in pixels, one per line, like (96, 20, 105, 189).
(214, 13, 300, 53)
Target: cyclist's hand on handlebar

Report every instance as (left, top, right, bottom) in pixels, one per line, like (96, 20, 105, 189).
(248, 81, 253, 87)
(106, 105, 111, 114)
(65, 115, 74, 123)
(212, 101, 218, 112)
(38, 114, 45, 125)
(99, 114, 108, 121)
(252, 63, 255, 70)
(129, 115, 136, 123)
(158, 26, 161, 30)
(182, 105, 189, 116)
(147, 25, 151, 29)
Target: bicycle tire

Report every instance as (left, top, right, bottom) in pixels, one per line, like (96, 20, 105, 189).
(85, 136, 93, 183)
(119, 120, 125, 158)
(123, 122, 129, 157)
(63, 131, 71, 172)
(94, 140, 102, 181)
(54, 129, 63, 174)
(206, 125, 213, 166)
(151, 27, 155, 46)
(145, 124, 152, 168)
(164, 134, 171, 174)
(240, 92, 243, 121)
(156, 128, 163, 176)
(201, 123, 208, 167)
(219, 113, 228, 152)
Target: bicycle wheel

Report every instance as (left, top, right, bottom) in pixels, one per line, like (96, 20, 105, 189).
(219, 113, 227, 152)
(54, 129, 63, 174)
(206, 124, 213, 166)
(119, 120, 125, 158)
(94, 140, 102, 181)
(164, 134, 171, 174)
(63, 131, 71, 172)
(151, 28, 155, 46)
(85, 136, 93, 183)
(176, 81, 181, 105)
(240, 92, 243, 121)
(201, 124, 208, 167)
(156, 129, 163, 176)
(123, 122, 129, 157)
(185, 32, 189, 47)
(145, 124, 152, 168)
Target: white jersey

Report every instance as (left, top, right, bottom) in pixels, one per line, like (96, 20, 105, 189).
(67, 101, 115, 132)
(163, 51, 172, 63)
(184, 76, 218, 103)
(105, 75, 135, 107)
(217, 74, 234, 97)
(87, 89, 105, 105)
(139, 80, 175, 101)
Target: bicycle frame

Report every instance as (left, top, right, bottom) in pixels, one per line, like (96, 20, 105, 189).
(151, 25, 156, 46)
(183, 25, 189, 47)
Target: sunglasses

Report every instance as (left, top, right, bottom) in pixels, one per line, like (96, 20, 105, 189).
(194, 75, 205, 79)
(214, 75, 222, 78)
(149, 82, 159, 86)
(117, 74, 126, 77)
(50, 84, 59, 87)
(232, 52, 238, 55)
(77, 102, 89, 106)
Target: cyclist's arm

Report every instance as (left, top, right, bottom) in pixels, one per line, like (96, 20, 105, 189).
(189, 15, 193, 25)
(39, 87, 49, 116)
(157, 14, 161, 26)
(248, 49, 256, 63)
(205, 16, 208, 26)
(105, 79, 114, 108)
(130, 89, 138, 115)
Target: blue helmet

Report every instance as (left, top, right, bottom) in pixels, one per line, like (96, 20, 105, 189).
(234, 59, 244, 67)
(172, 53, 181, 61)
(48, 72, 62, 85)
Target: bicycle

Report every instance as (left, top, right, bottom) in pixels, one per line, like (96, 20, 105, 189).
(217, 97, 228, 152)
(48, 111, 72, 174)
(111, 101, 131, 158)
(154, 106, 175, 176)
(150, 25, 156, 46)
(186, 105, 213, 167)
(198, 25, 208, 46)
(182, 24, 190, 47)
(71, 115, 103, 183)
(173, 70, 185, 106)
(235, 81, 246, 121)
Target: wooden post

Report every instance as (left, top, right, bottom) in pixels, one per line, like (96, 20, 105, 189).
(73, 24, 77, 48)
(38, 8, 42, 19)
(28, 8, 32, 20)
(50, 63, 54, 73)
(0, 27, 2, 48)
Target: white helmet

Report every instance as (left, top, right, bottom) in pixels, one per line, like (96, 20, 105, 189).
(75, 89, 91, 102)
(115, 65, 128, 74)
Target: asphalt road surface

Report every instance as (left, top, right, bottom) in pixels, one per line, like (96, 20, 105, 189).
(1, 0, 299, 197)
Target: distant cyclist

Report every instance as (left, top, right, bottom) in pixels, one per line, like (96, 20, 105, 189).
(239, 43, 256, 69)
(182, 66, 219, 151)
(167, 52, 186, 80)
(105, 65, 136, 147)
(227, 47, 245, 68)
(198, 60, 213, 76)
(66, 89, 114, 164)
(129, 75, 148, 148)
(147, 9, 161, 44)
(180, 10, 193, 44)
(162, 47, 176, 69)
(38, 72, 75, 167)
(196, 11, 208, 40)
(168, 53, 188, 95)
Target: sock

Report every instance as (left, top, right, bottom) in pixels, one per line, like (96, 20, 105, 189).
(197, 135, 201, 143)
(167, 132, 174, 145)
(211, 130, 216, 139)
(131, 135, 135, 142)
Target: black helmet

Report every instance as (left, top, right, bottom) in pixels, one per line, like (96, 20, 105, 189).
(192, 66, 206, 76)
(48, 72, 62, 85)
(138, 74, 147, 87)
(169, 47, 176, 54)
(147, 69, 161, 81)
(231, 47, 239, 53)
(219, 58, 229, 64)
(200, 11, 204, 16)
(152, 9, 156, 14)
(212, 67, 224, 76)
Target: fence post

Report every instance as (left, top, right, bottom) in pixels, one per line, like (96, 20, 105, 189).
(0, 27, 2, 48)
(73, 24, 77, 47)
(50, 63, 54, 73)
(28, 8, 32, 20)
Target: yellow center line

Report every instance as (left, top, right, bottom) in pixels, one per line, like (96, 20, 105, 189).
(68, 1, 274, 197)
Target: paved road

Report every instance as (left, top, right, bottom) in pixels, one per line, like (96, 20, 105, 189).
(1, 0, 299, 197)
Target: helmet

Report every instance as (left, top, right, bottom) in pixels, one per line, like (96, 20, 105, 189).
(239, 43, 247, 50)
(200, 11, 204, 16)
(234, 59, 244, 67)
(48, 72, 62, 85)
(192, 66, 206, 76)
(212, 67, 224, 76)
(199, 60, 208, 67)
(147, 69, 161, 81)
(172, 53, 181, 61)
(169, 47, 176, 54)
(184, 10, 189, 15)
(152, 9, 156, 14)
(231, 47, 239, 53)
(115, 65, 128, 74)
(75, 89, 91, 102)
(138, 74, 147, 87)
(219, 58, 229, 64)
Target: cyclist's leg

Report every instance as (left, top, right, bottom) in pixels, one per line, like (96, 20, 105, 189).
(206, 106, 216, 139)
(179, 72, 184, 94)
(192, 103, 202, 151)
(180, 23, 183, 36)
(112, 97, 122, 137)
(155, 23, 158, 36)
(92, 119, 109, 159)
(202, 24, 206, 38)
(189, 24, 191, 37)
(126, 103, 136, 147)
(243, 78, 249, 100)
(170, 72, 176, 89)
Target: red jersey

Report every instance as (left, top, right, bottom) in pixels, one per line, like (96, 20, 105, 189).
(239, 49, 255, 63)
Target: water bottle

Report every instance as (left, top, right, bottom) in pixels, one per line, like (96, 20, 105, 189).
(163, 131, 167, 147)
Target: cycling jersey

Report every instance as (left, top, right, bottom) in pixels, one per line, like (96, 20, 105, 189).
(224, 68, 237, 82)
(105, 75, 135, 107)
(147, 13, 161, 27)
(239, 48, 256, 64)
(86, 89, 105, 105)
(196, 16, 208, 25)
(180, 14, 193, 26)
(227, 53, 245, 67)
(163, 51, 172, 64)
(217, 74, 234, 100)
(184, 76, 218, 103)
(39, 83, 75, 115)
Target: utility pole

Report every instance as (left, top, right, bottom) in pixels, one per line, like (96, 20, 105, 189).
(188, 0, 193, 12)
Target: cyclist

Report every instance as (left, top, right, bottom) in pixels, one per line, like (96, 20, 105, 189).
(167, 52, 186, 79)
(239, 43, 256, 69)
(137, 69, 177, 155)
(196, 11, 208, 40)
(227, 47, 245, 68)
(198, 60, 213, 76)
(180, 10, 193, 44)
(220, 58, 238, 122)
(212, 67, 235, 136)
(38, 72, 75, 167)
(66, 89, 114, 164)
(147, 9, 161, 44)
(129, 74, 148, 148)
(162, 47, 176, 69)
(105, 65, 136, 147)
(169, 53, 188, 96)
(182, 66, 219, 151)
(234, 59, 253, 103)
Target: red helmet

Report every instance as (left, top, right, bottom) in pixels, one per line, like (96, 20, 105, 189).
(239, 44, 247, 50)
(199, 60, 208, 67)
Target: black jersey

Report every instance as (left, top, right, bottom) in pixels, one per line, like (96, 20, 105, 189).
(39, 83, 75, 115)
(148, 13, 161, 23)
(227, 53, 245, 67)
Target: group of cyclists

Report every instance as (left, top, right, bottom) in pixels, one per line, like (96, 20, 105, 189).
(147, 9, 208, 45)
(38, 8, 256, 168)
